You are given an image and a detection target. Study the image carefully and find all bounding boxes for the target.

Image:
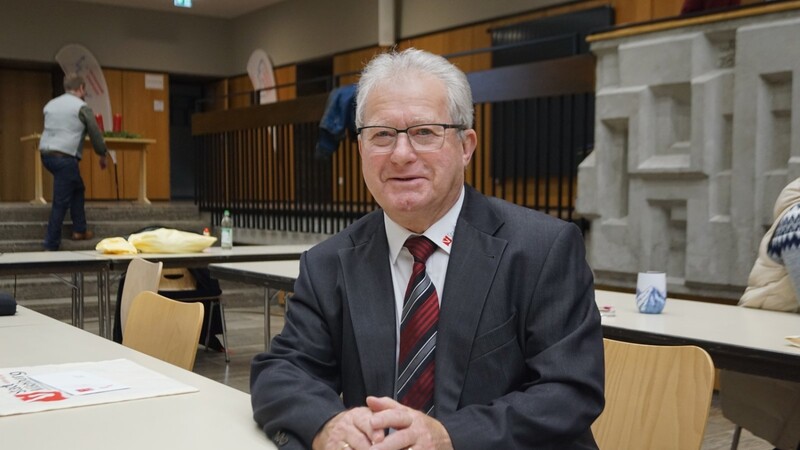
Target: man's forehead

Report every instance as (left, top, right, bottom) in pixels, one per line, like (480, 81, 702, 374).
(363, 78, 448, 122)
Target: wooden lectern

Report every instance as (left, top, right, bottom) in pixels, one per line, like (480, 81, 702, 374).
(20, 134, 156, 204)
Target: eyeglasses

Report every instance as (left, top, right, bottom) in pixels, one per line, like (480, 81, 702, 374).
(357, 123, 465, 154)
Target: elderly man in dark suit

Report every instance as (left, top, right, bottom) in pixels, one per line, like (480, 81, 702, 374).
(250, 48, 604, 450)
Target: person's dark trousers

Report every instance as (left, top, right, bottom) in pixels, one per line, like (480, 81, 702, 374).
(41, 154, 87, 251)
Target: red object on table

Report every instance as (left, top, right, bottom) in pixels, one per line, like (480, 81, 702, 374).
(113, 114, 122, 133)
(95, 114, 105, 132)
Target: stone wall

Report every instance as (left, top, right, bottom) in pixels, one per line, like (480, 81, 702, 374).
(577, 9, 800, 299)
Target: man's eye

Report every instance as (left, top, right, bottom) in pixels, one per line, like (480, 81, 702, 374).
(374, 130, 394, 138)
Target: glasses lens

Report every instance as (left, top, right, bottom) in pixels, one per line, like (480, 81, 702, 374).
(362, 127, 397, 153)
(407, 124, 445, 151)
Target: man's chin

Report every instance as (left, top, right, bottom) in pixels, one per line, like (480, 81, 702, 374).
(383, 195, 427, 214)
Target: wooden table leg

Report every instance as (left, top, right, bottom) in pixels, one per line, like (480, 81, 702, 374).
(32, 147, 47, 204)
(138, 148, 150, 204)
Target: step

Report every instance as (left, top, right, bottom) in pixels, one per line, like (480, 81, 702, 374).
(0, 201, 205, 223)
(0, 219, 210, 241)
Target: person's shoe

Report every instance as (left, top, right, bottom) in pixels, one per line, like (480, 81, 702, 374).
(71, 230, 95, 241)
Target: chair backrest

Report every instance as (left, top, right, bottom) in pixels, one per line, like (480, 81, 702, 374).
(120, 258, 163, 334)
(122, 291, 204, 371)
(592, 339, 715, 450)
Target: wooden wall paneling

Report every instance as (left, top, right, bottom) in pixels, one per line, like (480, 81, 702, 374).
(229, 75, 254, 109)
(0, 69, 52, 201)
(652, 0, 684, 20)
(484, 1, 610, 29)
(84, 68, 123, 200)
(274, 65, 297, 101)
(402, 25, 492, 73)
(611, 0, 653, 24)
(121, 71, 170, 201)
(333, 47, 382, 86)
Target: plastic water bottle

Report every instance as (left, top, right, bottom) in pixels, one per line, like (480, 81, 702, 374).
(220, 210, 233, 250)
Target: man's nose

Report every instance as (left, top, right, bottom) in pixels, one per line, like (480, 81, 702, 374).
(392, 132, 416, 155)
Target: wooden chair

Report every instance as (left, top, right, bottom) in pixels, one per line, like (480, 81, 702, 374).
(119, 258, 163, 335)
(122, 291, 204, 371)
(591, 339, 715, 450)
(158, 268, 229, 362)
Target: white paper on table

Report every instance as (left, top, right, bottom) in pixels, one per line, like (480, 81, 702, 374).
(30, 370, 129, 396)
(0, 359, 197, 416)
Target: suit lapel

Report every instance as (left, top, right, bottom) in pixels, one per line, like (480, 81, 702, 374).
(339, 217, 397, 399)
(435, 187, 506, 414)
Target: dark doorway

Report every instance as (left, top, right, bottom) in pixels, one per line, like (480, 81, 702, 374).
(169, 77, 208, 200)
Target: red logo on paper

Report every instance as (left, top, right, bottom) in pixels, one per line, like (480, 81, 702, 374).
(442, 235, 452, 246)
(15, 390, 67, 403)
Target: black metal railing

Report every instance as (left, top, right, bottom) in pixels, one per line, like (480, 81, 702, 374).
(193, 54, 595, 234)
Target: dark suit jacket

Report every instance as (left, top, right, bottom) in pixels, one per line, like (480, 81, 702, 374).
(251, 186, 604, 449)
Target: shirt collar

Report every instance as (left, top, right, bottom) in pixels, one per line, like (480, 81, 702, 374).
(385, 186, 464, 264)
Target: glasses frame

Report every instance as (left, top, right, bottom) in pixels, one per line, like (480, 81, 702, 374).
(357, 123, 466, 153)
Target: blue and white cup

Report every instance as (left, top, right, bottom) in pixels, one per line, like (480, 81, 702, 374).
(636, 271, 667, 314)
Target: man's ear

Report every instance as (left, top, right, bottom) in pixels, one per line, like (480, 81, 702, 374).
(461, 129, 477, 166)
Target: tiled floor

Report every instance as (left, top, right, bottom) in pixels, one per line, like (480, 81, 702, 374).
(191, 305, 776, 450)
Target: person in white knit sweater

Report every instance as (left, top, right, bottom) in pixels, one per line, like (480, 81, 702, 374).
(722, 177, 800, 450)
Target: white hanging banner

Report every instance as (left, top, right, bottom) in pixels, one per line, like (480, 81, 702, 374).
(55, 44, 113, 129)
(246, 49, 277, 105)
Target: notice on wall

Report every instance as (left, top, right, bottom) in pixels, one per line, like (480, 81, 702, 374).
(153, 100, 164, 112)
(145, 74, 164, 90)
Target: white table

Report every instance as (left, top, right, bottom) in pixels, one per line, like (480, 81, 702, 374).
(0, 306, 275, 449)
(596, 290, 800, 381)
(208, 260, 300, 350)
(74, 244, 311, 339)
(0, 250, 111, 336)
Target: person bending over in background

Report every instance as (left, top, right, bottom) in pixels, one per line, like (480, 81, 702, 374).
(39, 74, 108, 251)
(250, 48, 604, 450)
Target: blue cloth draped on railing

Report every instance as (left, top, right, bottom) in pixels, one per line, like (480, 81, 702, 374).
(315, 84, 357, 159)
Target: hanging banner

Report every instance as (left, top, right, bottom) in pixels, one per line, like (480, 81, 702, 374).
(55, 44, 113, 129)
(246, 49, 277, 105)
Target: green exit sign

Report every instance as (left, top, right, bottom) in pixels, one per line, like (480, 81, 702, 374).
(174, 0, 192, 8)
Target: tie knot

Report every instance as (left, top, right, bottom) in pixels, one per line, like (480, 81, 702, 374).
(405, 236, 437, 263)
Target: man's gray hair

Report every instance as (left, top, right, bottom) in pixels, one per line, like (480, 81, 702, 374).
(355, 48, 474, 131)
(63, 74, 85, 92)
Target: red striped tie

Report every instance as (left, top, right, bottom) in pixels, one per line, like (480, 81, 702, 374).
(397, 236, 438, 415)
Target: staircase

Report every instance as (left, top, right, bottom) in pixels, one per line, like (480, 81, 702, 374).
(0, 201, 209, 252)
(0, 201, 264, 324)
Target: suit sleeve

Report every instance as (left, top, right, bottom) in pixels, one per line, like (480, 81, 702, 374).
(439, 223, 605, 449)
(250, 252, 346, 449)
